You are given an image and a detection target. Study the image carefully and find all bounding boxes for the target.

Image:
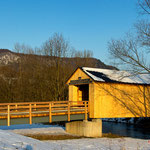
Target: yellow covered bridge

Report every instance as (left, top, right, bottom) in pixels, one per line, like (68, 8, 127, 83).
(1, 67, 150, 137)
(66, 67, 150, 119)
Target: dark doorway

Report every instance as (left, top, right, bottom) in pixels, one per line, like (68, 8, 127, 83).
(78, 84, 89, 101)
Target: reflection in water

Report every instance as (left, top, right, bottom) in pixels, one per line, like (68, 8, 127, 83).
(102, 121, 150, 139)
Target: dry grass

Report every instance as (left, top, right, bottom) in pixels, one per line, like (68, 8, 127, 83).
(102, 133, 123, 138)
(24, 134, 83, 140)
(23, 132, 123, 141)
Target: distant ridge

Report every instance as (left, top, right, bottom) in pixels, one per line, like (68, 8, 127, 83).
(0, 49, 117, 70)
(0, 49, 13, 53)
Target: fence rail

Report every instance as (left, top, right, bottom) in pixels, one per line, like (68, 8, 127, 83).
(0, 101, 89, 126)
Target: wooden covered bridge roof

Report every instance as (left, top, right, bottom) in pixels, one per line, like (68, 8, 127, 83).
(67, 67, 150, 85)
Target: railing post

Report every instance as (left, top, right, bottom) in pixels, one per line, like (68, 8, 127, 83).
(34, 103, 36, 111)
(68, 101, 70, 121)
(15, 104, 17, 112)
(49, 103, 52, 123)
(7, 105, 10, 126)
(29, 104, 32, 125)
(85, 102, 88, 120)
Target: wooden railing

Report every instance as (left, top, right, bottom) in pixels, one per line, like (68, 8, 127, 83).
(0, 101, 89, 126)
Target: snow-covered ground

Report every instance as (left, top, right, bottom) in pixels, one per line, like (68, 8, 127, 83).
(0, 124, 150, 150)
(45, 138, 150, 150)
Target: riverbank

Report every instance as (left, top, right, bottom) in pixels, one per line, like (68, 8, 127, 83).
(0, 124, 150, 150)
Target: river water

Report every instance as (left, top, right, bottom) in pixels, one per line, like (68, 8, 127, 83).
(102, 121, 150, 139)
(0, 119, 150, 139)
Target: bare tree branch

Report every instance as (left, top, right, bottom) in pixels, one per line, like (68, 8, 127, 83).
(138, 0, 150, 15)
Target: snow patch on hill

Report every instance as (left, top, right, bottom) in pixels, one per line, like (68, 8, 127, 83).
(0, 52, 20, 65)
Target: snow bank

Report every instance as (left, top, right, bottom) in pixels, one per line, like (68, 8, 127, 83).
(45, 138, 150, 150)
(0, 124, 150, 150)
(0, 129, 53, 150)
(1, 128, 149, 150)
(10, 127, 67, 135)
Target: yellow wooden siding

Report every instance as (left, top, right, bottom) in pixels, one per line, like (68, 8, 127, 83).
(91, 82, 150, 118)
(78, 88, 82, 101)
(66, 68, 91, 84)
(89, 83, 94, 118)
(69, 85, 78, 102)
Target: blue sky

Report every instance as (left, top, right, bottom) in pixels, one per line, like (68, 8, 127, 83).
(0, 0, 139, 63)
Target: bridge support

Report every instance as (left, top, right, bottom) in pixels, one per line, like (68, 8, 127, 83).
(66, 119, 102, 137)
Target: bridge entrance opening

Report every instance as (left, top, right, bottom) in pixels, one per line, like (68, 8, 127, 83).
(77, 84, 89, 101)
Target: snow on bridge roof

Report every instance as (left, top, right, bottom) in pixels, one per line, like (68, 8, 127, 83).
(82, 67, 150, 85)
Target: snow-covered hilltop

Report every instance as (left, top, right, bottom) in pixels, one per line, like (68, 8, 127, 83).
(0, 49, 20, 65)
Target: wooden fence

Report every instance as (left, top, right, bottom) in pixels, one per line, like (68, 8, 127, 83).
(0, 101, 89, 126)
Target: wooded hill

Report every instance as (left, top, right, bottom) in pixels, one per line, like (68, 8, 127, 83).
(0, 49, 116, 103)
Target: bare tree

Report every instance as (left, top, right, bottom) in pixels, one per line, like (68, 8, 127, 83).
(42, 33, 70, 101)
(14, 43, 35, 54)
(72, 49, 93, 58)
(138, 0, 150, 15)
(105, 0, 150, 118)
(135, 20, 150, 48)
(108, 35, 150, 74)
(136, 0, 150, 48)
(42, 33, 69, 57)
(108, 0, 150, 75)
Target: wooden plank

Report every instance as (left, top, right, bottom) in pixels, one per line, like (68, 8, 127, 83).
(84, 102, 88, 120)
(69, 79, 92, 85)
(0, 111, 86, 119)
(29, 104, 32, 125)
(0, 101, 76, 106)
(9, 106, 30, 109)
(68, 102, 70, 121)
(52, 104, 67, 107)
(7, 105, 10, 126)
(49, 103, 52, 123)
